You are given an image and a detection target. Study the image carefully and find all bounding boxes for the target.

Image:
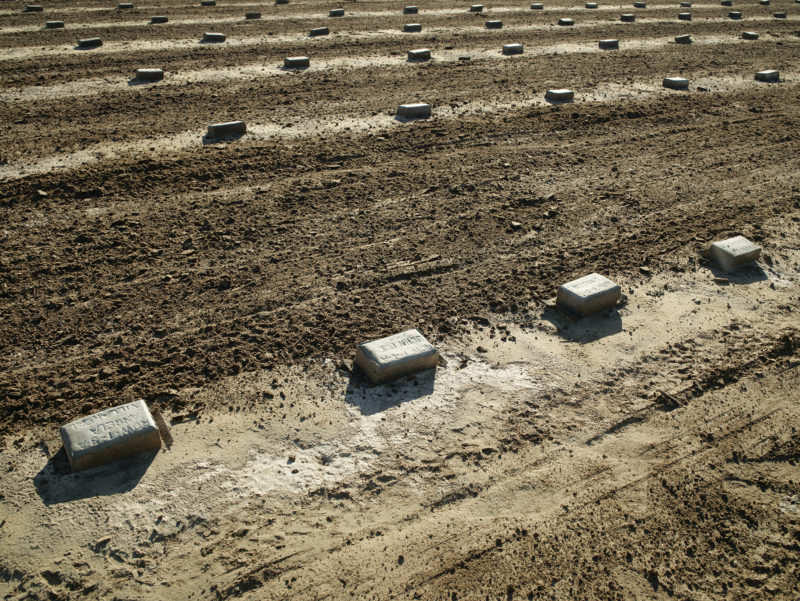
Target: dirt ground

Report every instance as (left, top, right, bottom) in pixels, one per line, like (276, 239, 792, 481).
(1, 0, 799, 599)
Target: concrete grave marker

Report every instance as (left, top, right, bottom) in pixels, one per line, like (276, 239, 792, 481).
(486, 19, 503, 28)
(404, 23, 422, 32)
(720, 0, 732, 5)
(45, 21, 65, 28)
(25, 4, 44, 12)
(404, 6, 419, 14)
(680, 1, 691, 6)
(558, 17, 574, 25)
(276, 0, 290, 4)
(150, 15, 168, 23)
(621, 13, 636, 21)
(201, 0, 215, 5)
(729, 11, 742, 18)
(408, 48, 431, 60)
(546, 88, 574, 101)
(502, 43, 524, 54)
(470, 4, 484, 11)
(207, 120, 246, 138)
(599, 38, 619, 49)
(557, 273, 621, 318)
(397, 103, 431, 118)
(329, 8, 344, 16)
(118, 3, 134, 8)
(759, 0, 770, 4)
(530, 2, 544, 8)
(202, 31, 226, 42)
(77, 37, 103, 48)
(245, 12, 262, 19)
(755, 69, 779, 81)
(135, 68, 164, 81)
(675, 34, 692, 43)
(284, 56, 309, 68)
(741, 30, 759, 39)
(310, 26, 330, 36)
(585, 2, 598, 8)
(774, 11, 786, 18)
(60, 400, 161, 472)
(678, 12, 692, 19)
(708, 236, 761, 271)
(634, 1, 646, 7)
(355, 329, 439, 384)
(663, 76, 689, 89)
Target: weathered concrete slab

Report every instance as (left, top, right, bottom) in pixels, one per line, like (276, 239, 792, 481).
(135, 68, 163, 81)
(45, 21, 65, 28)
(720, 0, 732, 5)
(403, 5, 419, 14)
(678, 12, 691, 19)
(404, 23, 422, 32)
(60, 400, 161, 472)
(310, 26, 330, 36)
(207, 120, 246, 138)
(545, 88, 574, 101)
(150, 15, 168, 23)
(245, 12, 262, 19)
(397, 103, 431, 118)
(557, 273, 621, 318)
(470, 4, 484, 11)
(729, 11, 742, 18)
(742, 31, 759, 39)
(118, 3, 134, 8)
(530, 2, 544, 8)
(663, 76, 689, 89)
(408, 48, 431, 60)
(774, 11, 786, 18)
(202, 31, 226, 42)
(201, 0, 215, 5)
(634, 1, 646, 7)
(329, 8, 344, 16)
(275, 0, 289, 4)
(755, 69, 779, 82)
(675, 34, 692, 43)
(599, 38, 619, 49)
(356, 329, 439, 384)
(680, 2, 691, 6)
(25, 5, 43, 12)
(502, 43, 524, 54)
(486, 19, 503, 28)
(708, 236, 762, 271)
(585, 3, 598, 8)
(621, 13, 635, 21)
(558, 17, 574, 25)
(77, 37, 102, 48)
(759, 0, 770, 4)
(284, 56, 309, 68)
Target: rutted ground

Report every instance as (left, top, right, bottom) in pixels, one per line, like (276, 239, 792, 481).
(0, 0, 799, 599)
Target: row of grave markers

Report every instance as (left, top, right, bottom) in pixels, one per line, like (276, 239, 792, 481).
(59, 236, 763, 472)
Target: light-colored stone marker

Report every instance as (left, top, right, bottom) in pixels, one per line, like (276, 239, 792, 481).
(774, 11, 786, 18)
(557, 273, 621, 318)
(558, 17, 574, 25)
(708, 236, 762, 271)
(546, 88, 574, 101)
(404, 23, 422, 32)
(621, 13, 636, 21)
(118, 3, 134, 8)
(397, 103, 431, 118)
(663, 76, 689, 89)
(202, 31, 226, 42)
(586, 2, 598, 8)
(284, 56, 309, 68)
(742, 31, 759, 39)
(25, 4, 43, 12)
(486, 19, 503, 28)
(310, 26, 330, 36)
(678, 12, 691, 19)
(634, 1, 646, 7)
(408, 48, 431, 60)
(207, 120, 246, 138)
(403, 5, 419, 14)
(599, 38, 619, 49)
(502, 43, 524, 54)
(755, 69, 779, 81)
(329, 8, 344, 16)
(60, 400, 161, 472)
(470, 4, 484, 12)
(45, 21, 65, 28)
(245, 12, 262, 19)
(150, 15, 168, 23)
(201, 0, 215, 5)
(675, 34, 692, 43)
(135, 68, 164, 81)
(729, 11, 742, 18)
(77, 37, 103, 48)
(531, 2, 544, 8)
(355, 329, 439, 384)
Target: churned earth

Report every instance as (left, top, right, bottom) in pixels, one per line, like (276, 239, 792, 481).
(1, 0, 799, 599)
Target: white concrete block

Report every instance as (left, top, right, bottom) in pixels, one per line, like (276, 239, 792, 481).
(558, 17, 574, 25)
(708, 236, 762, 271)
(207, 120, 246, 137)
(77, 37, 102, 48)
(118, 3, 134, 8)
(621, 13, 636, 21)
(557, 273, 621, 318)
(404, 23, 422, 32)
(634, 1, 646, 7)
(599, 38, 619, 49)
(408, 48, 431, 60)
(755, 69, 779, 81)
(470, 4, 484, 11)
(397, 103, 431, 118)
(25, 4, 43, 12)
(60, 400, 161, 472)
(284, 56, 309, 68)
(742, 31, 759, 39)
(729, 11, 742, 18)
(585, 2, 598, 8)
(202, 32, 226, 42)
(403, 5, 419, 14)
(663, 76, 689, 89)
(530, 2, 544, 8)
(135, 68, 163, 81)
(546, 88, 574, 101)
(774, 11, 786, 17)
(675, 34, 692, 43)
(310, 26, 330, 36)
(678, 12, 691, 19)
(486, 19, 503, 28)
(245, 12, 262, 19)
(502, 43, 524, 54)
(355, 329, 439, 384)
(45, 21, 65, 28)
(329, 8, 344, 16)
(150, 15, 168, 23)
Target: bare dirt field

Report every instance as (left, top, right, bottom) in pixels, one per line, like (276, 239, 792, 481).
(1, 0, 799, 599)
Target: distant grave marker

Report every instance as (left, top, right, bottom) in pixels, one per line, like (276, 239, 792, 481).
(245, 12, 262, 19)
(633, 1, 646, 8)
(397, 103, 432, 118)
(755, 69, 779, 81)
(24, 4, 44, 12)
(663, 76, 689, 89)
(545, 88, 574, 101)
(77, 37, 103, 47)
(558, 17, 574, 25)
(621, 13, 636, 21)
(404, 23, 422, 31)
(329, 8, 344, 16)
(284, 56, 310, 68)
(502, 43, 524, 54)
(150, 15, 168, 23)
(708, 236, 761, 271)
(135, 68, 164, 81)
(530, 2, 544, 8)
(585, 3, 598, 8)
(201, 0, 215, 5)
(45, 20, 65, 28)
(557, 273, 621, 318)
(310, 26, 330, 36)
(773, 11, 786, 18)
(207, 120, 246, 138)
(202, 31, 226, 42)
(675, 33, 692, 43)
(741, 30, 759, 39)
(355, 329, 439, 384)
(729, 10, 742, 18)
(599, 38, 619, 49)
(720, 0, 732, 6)
(408, 48, 431, 60)
(118, 3, 134, 9)
(404, 5, 419, 14)
(680, 1, 691, 6)
(678, 12, 692, 19)
(486, 19, 503, 28)
(470, 4, 484, 11)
